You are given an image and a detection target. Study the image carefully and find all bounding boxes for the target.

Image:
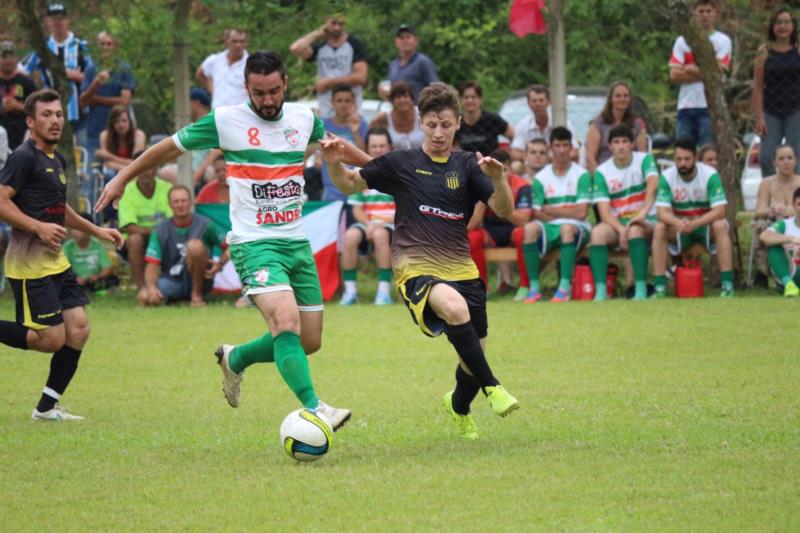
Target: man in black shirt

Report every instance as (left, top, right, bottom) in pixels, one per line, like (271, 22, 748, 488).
(0, 89, 122, 421)
(0, 41, 37, 150)
(322, 83, 520, 440)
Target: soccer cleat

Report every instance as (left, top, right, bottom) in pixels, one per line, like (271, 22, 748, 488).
(523, 289, 542, 304)
(783, 281, 799, 297)
(650, 289, 667, 299)
(314, 401, 351, 432)
(373, 291, 393, 305)
(32, 404, 84, 421)
(550, 288, 571, 303)
(339, 291, 357, 306)
(215, 344, 242, 408)
(485, 385, 519, 417)
(513, 287, 529, 302)
(443, 391, 478, 440)
(720, 288, 735, 298)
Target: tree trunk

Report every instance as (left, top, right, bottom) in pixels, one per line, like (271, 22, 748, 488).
(547, 0, 567, 127)
(173, 0, 193, 191)
(16, 0, 79, 210)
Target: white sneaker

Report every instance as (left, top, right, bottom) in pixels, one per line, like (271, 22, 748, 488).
(215, 344, 242, 408)
(314, 401, 351, 431)
(32, 404, 84, 421)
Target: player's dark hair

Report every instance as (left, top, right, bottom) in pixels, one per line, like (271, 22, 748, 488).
(244, 50, 286, 82)
(389, 80, 413, 101)
(794, 186, 800, 202)
(331, 83, 354, 98)
(169, 184, 192, 201)
(459, 80, 482, 98)
(490, 149, 511, 165)
(674, 138, 697, 154)
(24, 88, 61, 118)
(527, 83, 549, 100)
(693, 0, 716, 7)
(418, 82, 461, 119)
(365, 127, 392, 148)
(608, 124, 635, 143)
(549, 126, 572, 144)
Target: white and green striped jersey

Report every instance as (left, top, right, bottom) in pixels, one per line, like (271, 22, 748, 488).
(656, 162, 726, 218)
(532, 163, 592, 230)
(348, 189, 395, 221)
(593, 152, 658, 223)
(173, 102, 325, 244)
(767, 216, 800, 265)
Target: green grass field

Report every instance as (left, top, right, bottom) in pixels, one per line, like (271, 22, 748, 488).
(1, 291, 798, 530)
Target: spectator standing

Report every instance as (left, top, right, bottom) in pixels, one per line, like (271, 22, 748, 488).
(370, 81, 424, 150)
(509, 84, 578, 162)
(321, 84, 367, 203)
(456, 81, 514, 155)
(140, 186, 227, 307)
(79, 31, 135, 166)
(196, 155, 229, 204)
(584, 81, 648, 173)
(381, 25, 438, 101)
(196, 29, 249, 108)
(668, 0, 731, 147)
(22, 3, 92, 139)
(62, 214, 118, 292)
(96, 105, 146, 174)
(289, 14, 368, 119)
(753, 7, 800, 176)
(0, 41, 37, 150)
(759, 186, 800, 296)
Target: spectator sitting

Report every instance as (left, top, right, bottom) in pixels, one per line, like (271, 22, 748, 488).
(96, 104, 146, 174)
(456, 80, 514, 155)
(289, 14, 368, 119)
(753, 7, 800, 177)
(519, 138, 550, 181)
(759, 186, 800, 296)
(521, 127, 592, 303)
(380, 24, 438, 102)
(339, 128, 396, 306)
(321, 84, 367, 203)
(196, 154, 229, 204)
(140, 185, 228, 307)
(62, 213, 119, 292)
(467, 150, 532, 298)
(79, 30, 135, 167)
(118, 151, 173, 296)
(584, 81, 648, 173)
(752, 144, 800, 287)
(369, 81, 423, 150)
(510, 84, 578, 162)
(651, 138, 734, 297)
(698, 143, 718, 168)
(0, 41, 37, 151)
(196, 28, 249, 108)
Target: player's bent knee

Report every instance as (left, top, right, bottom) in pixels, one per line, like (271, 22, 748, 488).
(523, 222, 540, 242)
(32, 327, 66, 353)
(712, 219, 727, 233)
(186, 239, 207, 256)
(629, 225, 645, 239)
(653, 222, 667, 238)
(561, 224, 577, 239)
(302, 336, 321, 355)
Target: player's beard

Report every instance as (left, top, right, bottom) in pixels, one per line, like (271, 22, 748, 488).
(677, 163, 695, 178)
(250, 95, 283, 121)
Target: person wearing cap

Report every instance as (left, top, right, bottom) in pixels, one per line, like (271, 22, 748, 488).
(289, 14, 369, 118)
(196, 28, 249, 108)
(22, 3, 92, 135)
(381, 24, 438, 102)
(0, 41, 37, 150)
(79, 31, 135, 166)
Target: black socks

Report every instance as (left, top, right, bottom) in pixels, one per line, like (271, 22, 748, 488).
(445, 322, 499, 391)
(0, 320, 29, 350)
(36, 345, 82, 412)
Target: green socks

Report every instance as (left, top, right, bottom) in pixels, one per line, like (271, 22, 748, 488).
(274, 332, 319, 409)
(522, 242, 541, 292)
(720, 270, 734, 292)
(343, 269, 357, 281)
(558, 242, 577, 292)
(378, 268, 392, 282)
(589, 245, 609, 300)
(654, 275, 667, 295)
(768, 246, 792, 286)
(629, 237, 649, 299)
(229, 332, 275, 373)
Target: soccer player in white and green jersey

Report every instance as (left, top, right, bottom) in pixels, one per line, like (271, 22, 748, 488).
(521, 126, 593, 303)
(95, 51, 371, 430)
(759, 186, 800, 297)
(652, 138, 734, 297)
(589, 124, 659, 300)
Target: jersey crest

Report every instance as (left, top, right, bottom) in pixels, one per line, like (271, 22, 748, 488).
(445, 171, 460, 190)
(283, 127, 300, 148)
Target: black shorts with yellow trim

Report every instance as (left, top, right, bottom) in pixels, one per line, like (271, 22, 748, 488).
(8, 268, 89, 330)
(397, 276, 487, 338)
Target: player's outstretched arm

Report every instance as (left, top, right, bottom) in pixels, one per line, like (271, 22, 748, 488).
(319, 137, 369, 195)
(479, 152, 513, 218)
(95, 137, 184, 212)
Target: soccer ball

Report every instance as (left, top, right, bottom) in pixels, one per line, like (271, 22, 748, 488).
(279, 409, 333, 462)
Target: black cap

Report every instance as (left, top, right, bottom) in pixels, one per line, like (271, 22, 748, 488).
(46, 3, 68, 16)
(396, 24, 416, 37)
(0, 41, 14, 55)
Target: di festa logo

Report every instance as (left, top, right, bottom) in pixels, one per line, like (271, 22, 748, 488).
(445, 171, 460, 190)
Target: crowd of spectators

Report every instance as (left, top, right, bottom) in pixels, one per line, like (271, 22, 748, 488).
(1, 0, 800, 305)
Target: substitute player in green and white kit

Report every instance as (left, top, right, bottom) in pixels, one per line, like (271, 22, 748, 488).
(96, 51, 370, 430)
(588, 124, 659, 301)
(521, 126, 593, 303)
(652, 138, 734, 297)
(759, 186, 800, 297)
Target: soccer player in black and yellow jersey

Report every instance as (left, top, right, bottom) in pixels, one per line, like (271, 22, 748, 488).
(321, 83, 519, 439)
(0, 89, 123, 420)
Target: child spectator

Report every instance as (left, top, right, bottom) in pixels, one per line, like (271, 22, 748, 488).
(62, 213, 118, 292)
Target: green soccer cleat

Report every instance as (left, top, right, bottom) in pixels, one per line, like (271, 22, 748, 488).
(485, 385, 520, 417)
(443, 391, 478, 440)
(784, 280, 799, 297)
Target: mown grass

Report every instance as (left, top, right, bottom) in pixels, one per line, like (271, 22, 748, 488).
(1, 291, 798, 531)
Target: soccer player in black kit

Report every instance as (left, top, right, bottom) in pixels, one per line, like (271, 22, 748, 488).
(321, 83, 519, 439)
(0, 89, 122, 420)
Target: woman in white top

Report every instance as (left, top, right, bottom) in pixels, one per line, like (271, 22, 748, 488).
(369, 81, 424, 150)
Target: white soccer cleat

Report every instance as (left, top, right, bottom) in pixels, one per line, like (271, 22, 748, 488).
(215, 344, 242, 408)
(314, 401, 351, 432)
(31, 404, 84, 421)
